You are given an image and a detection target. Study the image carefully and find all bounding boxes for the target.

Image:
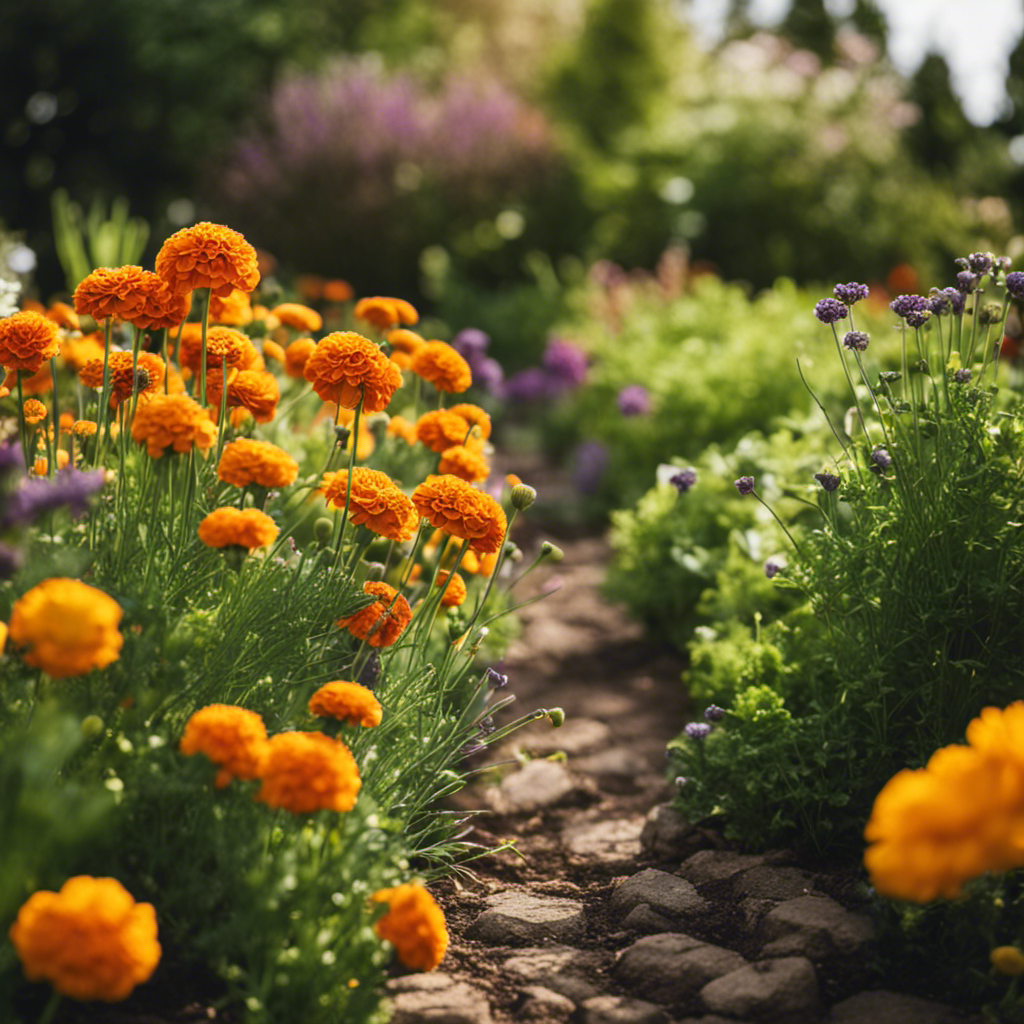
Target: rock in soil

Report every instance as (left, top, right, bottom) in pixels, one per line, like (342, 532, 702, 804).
(580, 994, 672, 1024)
(610, 868, 709, 924)
(515, 984, 575, 1021)
(825, 989, 984, 1024)
(699, 956, 819, 1022)
(466, 890, 585, 946)
(387, 972, 494, 1024)
(758, 895, 875, 959)
(490, 758, 590, 813)
(614, 933, 747, 1005)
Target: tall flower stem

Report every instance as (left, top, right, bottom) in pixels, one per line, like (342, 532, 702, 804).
(48, 357, 60, 478)
(94, 318, 114, 466)
(15, 371, 29, 468)
(331, 393, 363, 574)
(216, 353, 229, 459)
(752, 490, 804, 559)
(198, 288, 211, 405)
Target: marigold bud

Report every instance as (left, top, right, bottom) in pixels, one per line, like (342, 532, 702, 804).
(547, 707, 566, 728)
(510, 483, 537, 510)
(313, 518, 335, 546)
(540, 540, 564, 562)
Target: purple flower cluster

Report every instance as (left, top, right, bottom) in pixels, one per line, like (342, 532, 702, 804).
(573, 440, 610, 495)
(871, 447, 892, 469)
(1, 469, 106, 531)
(1006, 272, 1024, 299)
(451, 328, 504, 395)
(504, 338, 588, 403)
(842, 330, 870, 351)
(617, 384, 651, 417)
(967, 252, 994, 275)
(956, 271, 978, 294)
(834, 282, 869, 306)
(814, 470, 841, 492)
(890, 294, 929, 318)
(670, 467, 698, 493)
(905, 309, 931, 329)
(734, 476, 755, 495)
(928, 288, 965, 315)
(685, 722, 713, 741)
(704, 705, 726, 722)
(953, 368, 972, 384)
(814, 298, 849, 324)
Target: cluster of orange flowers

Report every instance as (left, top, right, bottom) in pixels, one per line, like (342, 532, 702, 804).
(130, 393, 216, 457)
(412, 476, 506, 554)
(371, 883, 449, 972)
(865, 701, 1024, 902)
(337, 581, 413, 648)
(321, 467, 418, 542)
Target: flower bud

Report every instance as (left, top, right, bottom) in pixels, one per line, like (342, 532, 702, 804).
(510, 483, 537, 510)
(81, 714, 105, 738)
(979, 303, 1004, 326)
(546, 707, 566, 728)
(313, 517, 334, 546)
(540, 540, 564, 562)
(334, 424, 351, 446)
(363, 562, 386, 581)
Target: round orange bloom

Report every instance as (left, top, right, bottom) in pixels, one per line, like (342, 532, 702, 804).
(218, 439, 299, 489)
(10, 876, 160, 1002)
(45, 302, 80, 330)
(60, 333, 107, 372)
(410, 341, 472, 394)
(73, 266, 190, 330)
(79, 351, 165, 407)
(271, 303, 322, 332)
(505, 473, 523, 487)
(372, 883, 449, 972)
(308, 681, 383, 727)
(415, 410, 471, 453)
(322, 468, 418, 542)
(208, 288, 253, 326)
(438, 444, 490, 484)
(412, 475, 507, 554)
(22, 399, 47, 425)
(354, 296, 419, 330)
(387, 414, 419, 446)
(262, 339, 286, 364)
(198, 507, 279, 550)
(178, 325, 256, 373)
(130, 393, 216, 457)
(206, 368, 280, 423)
(337, 581, 412, 648)
(284, 337, 316, 378)
(256, 731, 361, 814)
(155, 222, 260, 297)
(180, 704, 269, 787)
(303, 331, 402, 412)
(386, 328, 426, 355)
(296, 274, 324, 301)
(73, 420, 98, 438)
(448, 403, 492, 440)
(59, 412, 74, 434)
(466, 550, 499, 577)
(435, 570, 467, 608)
(9, 578, 122, 678)
(323, 279, 354, 302)
(0, 311, 60, 373)
(33, 451, 70, 475)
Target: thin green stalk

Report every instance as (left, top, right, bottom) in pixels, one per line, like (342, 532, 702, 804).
(15, 371, 29, 468)
(198, 288, 211, 404)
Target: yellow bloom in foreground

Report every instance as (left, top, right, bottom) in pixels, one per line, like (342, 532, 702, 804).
(180, 704, 269, 787)
(9, 578, 123, 678)
(372, 883, 449, 971)
(308, 681, 383, 727)
(9, 876, 160, 1001)
(256, 731, 361, 814)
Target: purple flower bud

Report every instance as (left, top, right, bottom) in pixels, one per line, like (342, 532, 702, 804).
(685, 722, 713, 741)
(890, 294, 929, 318)
(704, 705, 726, 722)
(814, 297, 849, 324)
(814, 470, 841, 492)
(834, 282, 869, 306)
(670, 467, 697, 493)
(956, 271, 978, 294)
(734, 476, 755, 495)
(473, 356, 505, 395)
(967, 252, 994, 275)
(542, 339, 588, 389)
(842, 330, 869, 351)
(953, 368, 972, 384)
(928, 288, 962, 315)
(871, 447, 892, 469)
(617, 384, 651, 417)
(451, 328, 491, 359)
(905, 309, 931, 329)
(764, 558, 784, 579)
(1006, 272, 1024, 298)
(460, 741, 487, 758)
(485, 667, 508, 688)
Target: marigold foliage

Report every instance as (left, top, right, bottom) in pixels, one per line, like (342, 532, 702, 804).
(410, 341, 472, 394)
(354, 296, 418, 330)
(415, 410, 471, 453)
(180, 704, 269, 787)
(322, 468, 417, 542)
(372, 883, 449, 972)
(303, 331, 402, 413)
(336, 581, 412, 648)
(130, 393, 216, 457)
(308, 681, 383, 727)
(256, 731, 361, 814)
(155, 222, 260, 297)
(9, 876, 161, 1002)
(412, 475, 506, 554)
(198, 507, 279, 550)
(218, 439, 299, 489)
(9, 578, 123, 678)
(0, 311, 60, 373)
(434, 570, 467, 608)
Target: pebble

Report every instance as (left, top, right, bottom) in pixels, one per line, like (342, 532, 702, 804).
(700, 956, 819, 1021)
(581, 994, 672, 1023)
(826, 990, 984, 1023)
(492, 758, 584, 813)
(610, 868, 708, 923)
(387, 973, 494, 1024)
(574, 746, 650, 778)
(614, 933, 747, 1005)
(759, 895, 875, 959)
(562, 815, 644, 863)
(516, 984, 575, 1021)
(466, 890, 585, 945)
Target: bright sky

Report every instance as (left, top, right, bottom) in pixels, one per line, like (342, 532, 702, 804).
(687, 0, 1024, 124)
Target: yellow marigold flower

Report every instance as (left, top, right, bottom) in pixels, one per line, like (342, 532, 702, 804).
(256, 731, 361, 814)
(387, 414, 419, 446)
(44, 301, 80, 330)
(73, 266, 190, 330)
(435, 570, 467, 608)
(198, 507, 279, 551)
(448, 403, 492, 440)
(438, 444, 490, 484)
(22, 399, 47, 425)
(9, 578, 123, 678)
(992, 946, 1024, 976)
(322, 468, 418, 542)
(0, 311, 60, 373)
(271, 302, 322, 332)
(262, 339, 286, 364)
(372, 883, 449, 972)
(79, 351, 165, 407)
(178, 325, 257, 373)
(415, 410, 471, 453)
(9, 876, 160, 1002)
(60, 333, 107, 372)
(303, 331, 402, 413)
(208, 288, 253, 326)
(284, 337, 316, 378)
(337, 581, 412, 648)
(32, 450, 70, 476)
(412, 475, 507, 554)
(323, 279, 354, 302)
(308, 681, 383, 727)
(410, 341, 472, 394)
(155, 222, 260, 297)
(206, 368, 280, 423)
(73, 419, 98, 437)
(180, 704, 269, 787)
(354, 296, 419, 330)
(218, 439, 299, 489)
(130, 393, 216, 458)
(0, 620, 7, 652)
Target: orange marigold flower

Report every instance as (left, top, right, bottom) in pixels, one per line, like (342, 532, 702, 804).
(206, 368, 280, 423)
(79, 351, 165, 407)
(180, 704, 269, 787)
(262, 339, 286, 364)
(130, 394, 216, 458)
(448, 403, 492, 440)
(178, 325, 256, 373)
(284, 337, 316, 378)
(468, 550, 498, 577)
(45, 301, 80, 330)
(372, 883, 449, 972)
(32, 451, 70, 476)
(22, 399, 47, 425)
(208, 288, 253, 326)
(387, 414, 419, 446)
(410, 341, 472, 394)
(218, 438, 299, 489)
(435, 570, 467, 608)
(10, 876, 160, 1002)
(308, 681, 383, 727)
(155, 222, 260, 297)
(506, 473, 522, 487)
(73, 266, 190, 330)
(412, 475, 507, 554)
(256, 731, 361, 814)
(354, 296, 419, 330)
(386, 328, 426, 355)
(303, 331, 402, 413)
(296, 274, 324, 301)
(323, 279, 354, 302)
(415, 410, 471, 453)
(337, 581, 412, 648)
(271, 302, 322, 332)
(322, 468, 417, 542)
(59, 411, 75, 434)
(60, 333, 106, 372)
(73, 420, 98, 437)
(9, 578, 123, 678)
(198, 507, 279, 550)
(438, 444, 490, 484)
(0, 311, 60, 373)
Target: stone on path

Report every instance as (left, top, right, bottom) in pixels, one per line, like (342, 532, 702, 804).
(387, 972, 493, 1024)
(492, 758, 584, 813)
(759, 895, 875, 958)
(640, 802, 723, 861)
(581, 994, 672, 1024)
(610, 868, 708, 923)
(516, 984, 576, 1021)
(614, 933, 747, 1005)
(731, 865, 820, 901)
(466, 890, 585, 945)
(622, 903, 676, 934)
(700, 956, 819, 1021)
(681, 848, 784, 885)
(827, 990, 984, 1024)
(574, 745, 650, 779)
(563, 816, 644, 864)
(502, 946, 609, 1006)
(518, 717, 611, 756)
